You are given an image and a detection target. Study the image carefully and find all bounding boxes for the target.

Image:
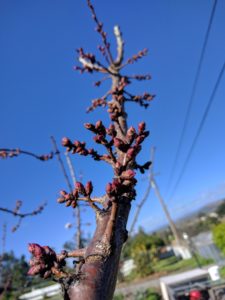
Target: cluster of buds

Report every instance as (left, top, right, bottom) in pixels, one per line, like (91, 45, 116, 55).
(108, 101, 124, 121)
(73, 65, 93, 74)
(62, 137, 104, 162)
(113, 122, 149, 157)
(127, 48, 148, 65)
(87, 0, 110, 51)
(28, 243, 64, 279)
(0, 149, 20, 159)
(77, 48, 96, 64)
(87, 98, 107, 113)
(130, 74, 151, 81)
(106, 169, 137, 201)
(57, 181, 93, 208)
(62, 138, 88, 155)
(97, 45, 107, 60)
(38, 152, 54, 161)
(128, 92, 155, 109)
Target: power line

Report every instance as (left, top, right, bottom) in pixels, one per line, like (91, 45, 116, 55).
(167, 0, 218, 191)
(169, 61, 225, 202)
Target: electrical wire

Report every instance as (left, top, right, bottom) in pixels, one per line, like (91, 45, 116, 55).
(169, 61, 225, 202)
(167, 0, 218, 191)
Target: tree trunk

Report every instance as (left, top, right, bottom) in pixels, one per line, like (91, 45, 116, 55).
(62, 200, 130, 300)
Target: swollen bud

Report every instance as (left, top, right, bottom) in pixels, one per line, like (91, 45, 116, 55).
(84, 123, 95, 131)
(106, 183, 113, 195)
(75, 182, 86, 195)
(138, 122, 146, 133)
(61, 137, 72, 147)
(121, 170, 136, 180)
(85, 181, 93, 196)
(28, 243, 45, 259)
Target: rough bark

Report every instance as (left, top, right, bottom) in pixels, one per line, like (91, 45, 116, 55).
(63, 200, 130, 300)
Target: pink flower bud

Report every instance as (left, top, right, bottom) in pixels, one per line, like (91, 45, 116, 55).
(138, 122, 146, 133)
(74, 140, 81, 148)
(135, 135, 145, 145)
(85, 181, 93, 196)
(127, 126, 136, 138)
(95, 120, 102, 129)
(71, 201, 77, 208)
(28, 264, 44, 276)
(28, 243, 45, 258)
(61, 137, 71, 147)
(43, 246, 56, 257)
(72, 189, 79, 199)
(57, 197, 65, 203)
(60, 190, 67, 196)
(75, 182, 86, 195)
(121, 170, 136, 180)
(65, 200, 72, 207)
(93, 135, 105, 144)
(84, 123, 95, 131)
(106, 183, 113, 195)
(127, 148, 136, 159)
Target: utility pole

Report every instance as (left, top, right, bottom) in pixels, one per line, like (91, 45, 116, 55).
(65, 152, 82, 249)
(129, 149, 153, 235)
(150, 147, 182, 246)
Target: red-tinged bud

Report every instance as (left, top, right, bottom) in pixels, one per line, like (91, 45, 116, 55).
(75, 182, 86, 195)
(64, 194, 70, 201)
(43, 246, 56, 257)
(88, 148, 94, 154)
(72, 189, 79, 199)
(57, 197, 65, 204)
(106, 124, 116, 137)
(127, 126, 136, 138)
(65, 200, 72, 207)
(121, 170, 136, 180)
(112, 179, 121, 190)
(123, 178, 137, 186)
(60, 190, 67, 196)
(71, 201, 77, 208)
(115, 162, 122, 175)
(106, 183, 113, 195)
(84, 123, 95, 131)
(114, 138, 129, 152)
(28, 243, 45, 258)
(74, 140, 81, 148)
(28, 264, 44, 276)
(138, 122, 146, 133)
(93, 135, 104, 144)
(95, 120, 102, 129)
(127, 147, 136, 159)
(136, 135, 146, 145)
(29, 258, 39, 267)
(62, 137, 72, 147)
(85, 181, 93, 196)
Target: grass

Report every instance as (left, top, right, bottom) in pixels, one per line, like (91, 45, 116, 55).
(122, 255, 213, 283)
(220, 266, 225, 278)
(153, 255, 213, 273)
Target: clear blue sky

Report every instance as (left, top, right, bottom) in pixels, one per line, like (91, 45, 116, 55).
(0, 0, 225, 257)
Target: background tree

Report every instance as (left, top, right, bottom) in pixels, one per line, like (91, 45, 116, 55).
(122, 229, 164, 277)
(213, 222, 225, 255)
(216, 199, 225, 218)
(0, 252, 29, 300)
